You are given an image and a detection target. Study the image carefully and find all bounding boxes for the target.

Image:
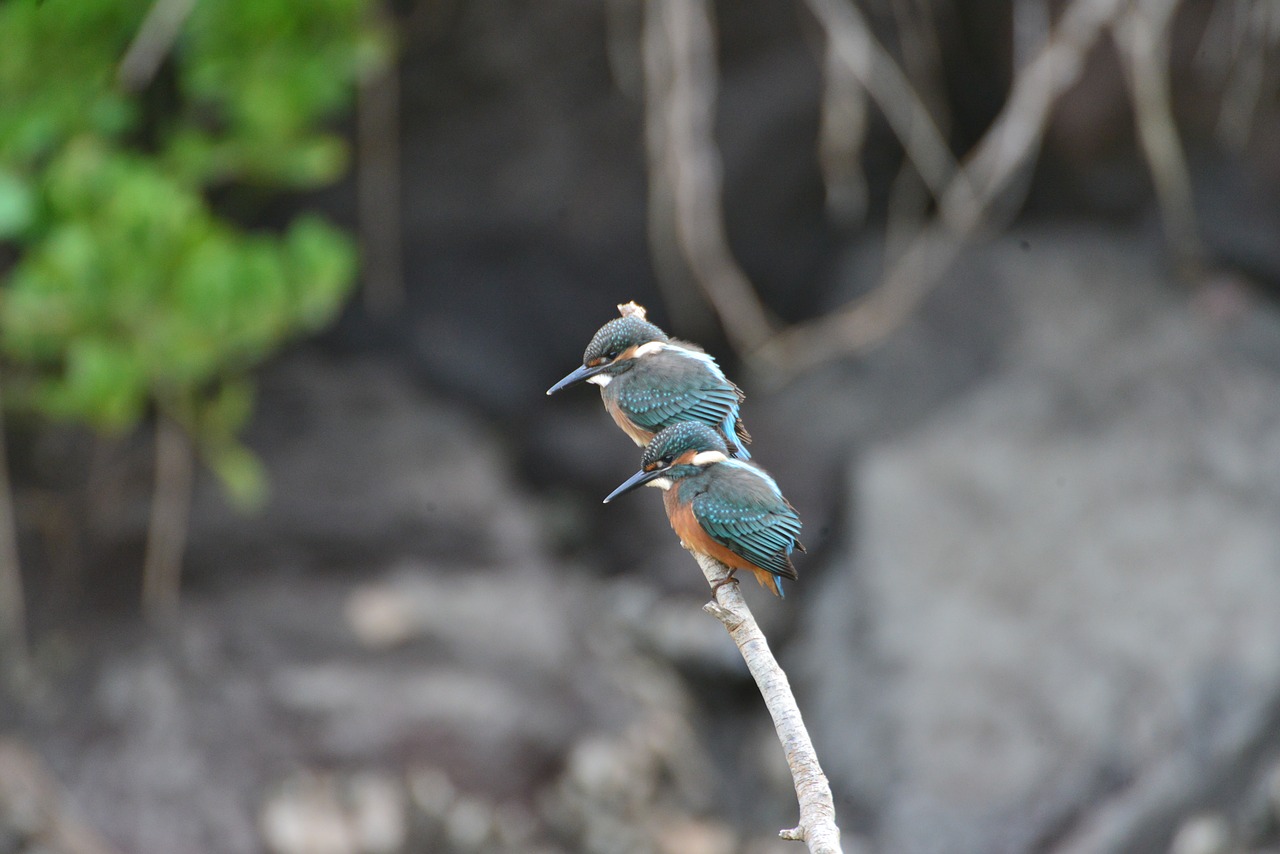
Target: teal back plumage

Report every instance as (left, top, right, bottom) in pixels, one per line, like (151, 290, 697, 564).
(675, 461, 802, 586)
(607, 345, 751, 459)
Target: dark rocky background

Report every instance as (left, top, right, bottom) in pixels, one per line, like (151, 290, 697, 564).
(5, 1, 1280, 853)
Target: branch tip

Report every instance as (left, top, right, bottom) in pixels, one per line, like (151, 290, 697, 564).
(618, 301, 648, 320)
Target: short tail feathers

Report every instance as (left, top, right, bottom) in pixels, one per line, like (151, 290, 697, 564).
(749, 567, 785, 598)
(723, 414, 752, 460)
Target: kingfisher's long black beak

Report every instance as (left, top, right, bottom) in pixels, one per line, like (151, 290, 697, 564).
(546, 362, 609, 395)
(603, 467, 668, 503)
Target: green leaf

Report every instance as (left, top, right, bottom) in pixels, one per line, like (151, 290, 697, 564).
(62, 337, 147, 431)
(285, 215, 358, 329)
(207, 443, 268, 511)
(0, 0, 384, 514)
(0, 169, 34, 238)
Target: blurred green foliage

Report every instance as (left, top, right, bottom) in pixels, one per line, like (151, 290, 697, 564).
(0, 0, 387, 506)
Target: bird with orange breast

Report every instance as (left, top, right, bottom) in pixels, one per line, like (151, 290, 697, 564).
(604, 422, 803, 597)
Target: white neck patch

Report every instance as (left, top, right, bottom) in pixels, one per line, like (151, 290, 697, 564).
(691, 450, 728, 466)
(587, 373, 612, 387)
(633, 341, 665, 358)
(646, 477, 673, 491)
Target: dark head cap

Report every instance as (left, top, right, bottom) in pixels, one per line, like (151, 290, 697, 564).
(641, 422, 728, 471)
(603, 421, 728, 503)
(583, 316, 669, 367)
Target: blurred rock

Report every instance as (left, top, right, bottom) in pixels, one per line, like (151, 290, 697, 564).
(260, 773, 358, 854)
(187, 354, 544, 575)
(0, 740, 118, 854)
(798, 230, 1280, 854)
(654, 817, 736, 854)
(1170, 815, 1233, 854)
(258, 771, 406, 854)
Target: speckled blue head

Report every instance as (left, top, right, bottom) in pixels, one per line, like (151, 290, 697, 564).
(640, 422, 726, 472)
(582, 316, 669, 369)
(547, 316, 671, 395)
(603, 422, 728, 503)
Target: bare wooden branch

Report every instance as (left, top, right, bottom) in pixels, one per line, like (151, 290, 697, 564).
(1115, 0, 1203, 276)
(803, 0, 979, 228)
(642, 0, 775, 351)
(816, 38, 870, 226)
(693, 552, 843, 853)
(751, 0, 1133, 376)
(959, 0, 1133, 223)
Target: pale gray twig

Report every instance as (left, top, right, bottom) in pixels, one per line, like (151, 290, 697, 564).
(817, 38, 870, 226)
(116, 0, 196, 91)
(803, 0, 979, 228)
(1116, 0, 1203, 275)
(693, 552, 843, 854)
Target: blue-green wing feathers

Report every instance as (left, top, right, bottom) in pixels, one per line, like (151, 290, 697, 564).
(690, 468, 801, 581)
(612, 349, 751, 457)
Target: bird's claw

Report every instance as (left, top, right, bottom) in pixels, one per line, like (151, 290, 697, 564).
(710, 576, 740, 594)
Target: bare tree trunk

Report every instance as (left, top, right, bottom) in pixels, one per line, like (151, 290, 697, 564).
(141, 413, 194, 622)
(358, 2, 405, 316)
(0, 385, 28, 677)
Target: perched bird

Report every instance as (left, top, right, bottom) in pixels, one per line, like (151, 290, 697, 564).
(546, 312, 752, 459)
(604, 422, 803, 597)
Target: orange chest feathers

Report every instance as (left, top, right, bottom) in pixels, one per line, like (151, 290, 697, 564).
(661, 488, 785, 597)
(602, 393, 655, 446)
(663, 490, 744, 569)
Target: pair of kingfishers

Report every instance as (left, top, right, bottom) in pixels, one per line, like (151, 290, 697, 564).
(547, 308, 804, 597)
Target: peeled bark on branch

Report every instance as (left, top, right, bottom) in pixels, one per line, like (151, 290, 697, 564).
(692, 552, 842, 853)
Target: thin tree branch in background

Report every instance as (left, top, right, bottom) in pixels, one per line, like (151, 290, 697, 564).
(0, 383, 28, 679)
(1014, 0, 1054, 72)
(116, 0, 196, 92)
(693, 552, 843, 854)
(816, 38, 870, 227)
(1195, 0, 1280, 152)
(752, 0, 1133, 376)
(754, 227, 962, 374)
(883, 0, 952, 260)
(642, 0, 702, 332)
(803, 0, 979, 228)
(642, 0, 775, 352)
(1116, 0, 1203, 276)
(358, 4, 405, 316)
(958, 0, 1133, 224)
(141, 413, 194, 622)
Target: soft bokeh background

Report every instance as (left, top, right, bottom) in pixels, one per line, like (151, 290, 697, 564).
(2, 1, 1280, 853)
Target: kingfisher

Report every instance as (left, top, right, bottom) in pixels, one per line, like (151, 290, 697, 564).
(603, 422, 803, 597)
(546, 310, 752, 459)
